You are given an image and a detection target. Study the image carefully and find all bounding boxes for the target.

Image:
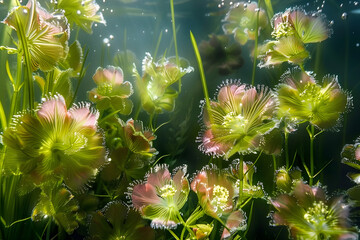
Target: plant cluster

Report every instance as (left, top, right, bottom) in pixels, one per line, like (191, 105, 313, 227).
(0, 0, 359, 240)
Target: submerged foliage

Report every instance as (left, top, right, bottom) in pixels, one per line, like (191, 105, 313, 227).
(222, 1, 268, 45)
(52, 0, 106, 34)
(258, 7, 331, 67)
(133, 53, 194, 114)
(277, 68, 350, 130)
(198, 82, 280, 159)
(3, 0, 69, 71)
(89, 201, 155, 240)
(2, 95, 106, 191)
(199, 34, 244, 75)
(101, 118, 157, 180)
(129, 164, 189, 229)
(271, 181, 358, 240)
(89, 66, 134, 114)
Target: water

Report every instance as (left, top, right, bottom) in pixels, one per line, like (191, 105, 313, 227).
(0, 0, 360, 239)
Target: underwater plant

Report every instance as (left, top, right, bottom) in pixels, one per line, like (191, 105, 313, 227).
(271, 181, 358, 240)
(89, 65, 134, 114)
(128, 164, 189, 229)
(100, 118, 157, 180)
(258, 7, 331, 68)
(2, 95, 106, 191)
(52, 0, 106, 34)
(198, 82, 280, 159)
(2, 0, 69, 72)
(88, 201, 155, 240)
(132, 53, 194, 114)
(342, 137, 360, 184)
(227, 160, 265, 205)
(222, 1, 268, 45)
(31, 183, 80, 234)
(199, 34, 244, 75)
(277, 67, 350, 130)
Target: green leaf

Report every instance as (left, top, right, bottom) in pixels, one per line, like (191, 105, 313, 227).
(289, 10, 330, 43)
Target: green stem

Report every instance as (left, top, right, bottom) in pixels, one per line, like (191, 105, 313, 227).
(251, 0, 261, 86)
(170, 0, 181, 93)
(15, 8, 34, 110)
(177, 211, 195, 239)
(168, 229, 180, 240)
(264, 0, 274, 20)
(238, 155, 244, 208)
(153, 30, 163, 60)
(272, 154, 277, 172)
(284, 128, 289, 169)
(190, 31, 213, 124)
(309, 125, 315, 185)
(46, 218, 52, 240)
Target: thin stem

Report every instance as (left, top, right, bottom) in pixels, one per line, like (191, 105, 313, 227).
(6, 216, 31, 228)
(168, 229, 180, 240)
(177, 211, 195, 239)
(308, 125, 315, 185)
(251, 0, 261, 86)
(284, 129, 289, 169)
(272, 154, 277, 172)
(170, 0, 181, 93)
(190, 31, 213, 124)
(15, 8, 34, 110)
(238, 155, 244, 208)
(153, 30, 163, 61)
(243, 200, 254, 237)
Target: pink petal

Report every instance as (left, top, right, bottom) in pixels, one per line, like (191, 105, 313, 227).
(221, 210, 245, 239)
(69, 106, 98, 130)
(201, 129, 230, 156)
(93, 66, 124, 85)
(147, 166, 171, 188)
(37, 96, 68, 122)
(355, 147, 360, 161)
(132, 183, 161, 210)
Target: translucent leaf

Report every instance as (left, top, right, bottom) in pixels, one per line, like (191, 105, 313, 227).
(289, 9, 330, 43)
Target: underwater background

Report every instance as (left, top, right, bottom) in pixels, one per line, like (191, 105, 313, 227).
(0, 0, 360, 239)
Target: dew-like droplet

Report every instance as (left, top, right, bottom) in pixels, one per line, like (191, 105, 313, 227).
(76, 10, 81, 15)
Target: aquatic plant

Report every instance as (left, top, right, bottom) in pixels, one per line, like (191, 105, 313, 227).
(222, 1, 268, 45)
(128, 164, 189, 229)
(2, 95, 106, 191)
(2, 0, 69, 72)
(227, 160, 265, 205)
(277, 68, 350, 130)
(52, 0, 106, 34)
(342, 137, 360, 184)
(100, 118, 157, 180)
(31, 183, 80, 234)
(199, 34, 244, 75)
(270, 181, 358, 240)
(133, 53, 194, 114)
(88, 201, 155, 240)
(89, 66, 134, 114)
(198, 82, 280, 159)
(191, 165, 235, 219)
(274, 167, 302, 193)
(258, 7, 331, 67)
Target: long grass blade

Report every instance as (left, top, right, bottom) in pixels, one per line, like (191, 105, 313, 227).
(190, 31, 212, 123)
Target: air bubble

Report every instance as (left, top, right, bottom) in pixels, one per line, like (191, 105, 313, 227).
(103, 38, 109, 44)
(109, 35, 114, 39)
(340, 3, 343, 7)
(356, 43, 360, 47)
(341, 12, 347, 20)
(76, 10, 81, 15)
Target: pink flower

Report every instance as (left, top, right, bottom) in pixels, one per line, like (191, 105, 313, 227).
(129, 164, 189, 229)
